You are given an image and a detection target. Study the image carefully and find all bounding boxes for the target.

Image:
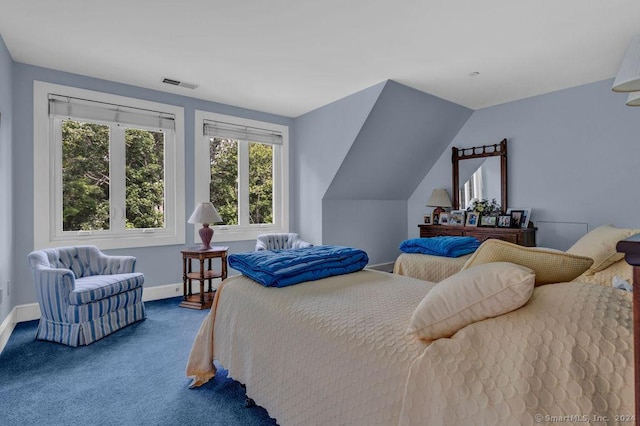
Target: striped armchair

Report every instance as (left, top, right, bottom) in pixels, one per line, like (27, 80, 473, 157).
(255, 233, 312, 251)
(27, 245, 146, 347)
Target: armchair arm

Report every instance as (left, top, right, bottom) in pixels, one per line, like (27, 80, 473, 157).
(291, 239, 313, 249)
(32, 268, 75, 322)
(97, 252, 137, 274)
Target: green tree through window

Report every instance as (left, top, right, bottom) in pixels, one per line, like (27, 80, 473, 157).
(209, 137, 274, 226)
(62, 121, 166, 231)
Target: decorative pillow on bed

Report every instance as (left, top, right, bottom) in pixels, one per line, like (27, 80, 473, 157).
(407, 262, 535, 342)
(566, 224, 640, 275)
(462, 239, 593, 285)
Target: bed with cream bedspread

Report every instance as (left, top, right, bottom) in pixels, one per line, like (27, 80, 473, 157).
(393, 252, 470, 282)
(187, 270, 635, 425)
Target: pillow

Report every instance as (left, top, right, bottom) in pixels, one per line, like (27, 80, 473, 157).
(407, 262, 535, 342)
(462, 239, 593, 286)
(566, 224, 640, 275)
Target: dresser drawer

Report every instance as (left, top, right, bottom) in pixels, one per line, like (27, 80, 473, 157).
(466, 232, 518, 245)
(418, 224, 536, 247)
(420, 228, 464, 238)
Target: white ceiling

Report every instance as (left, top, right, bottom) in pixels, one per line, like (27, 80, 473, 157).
(1, 0, 638, 117)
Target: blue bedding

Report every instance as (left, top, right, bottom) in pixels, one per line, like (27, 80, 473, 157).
(399, 236, 480, 258)
(228, 245, 369, 288)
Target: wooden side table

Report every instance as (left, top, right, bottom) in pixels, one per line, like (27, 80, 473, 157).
(180, 246, 228, 309)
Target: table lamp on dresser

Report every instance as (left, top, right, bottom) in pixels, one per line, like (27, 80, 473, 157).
(427, 189, 452, 215)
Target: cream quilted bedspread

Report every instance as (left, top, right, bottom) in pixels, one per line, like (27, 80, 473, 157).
(393, 252, 470, 282)
(187, 271, 635, 426)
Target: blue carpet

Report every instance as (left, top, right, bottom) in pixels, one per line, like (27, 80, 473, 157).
(0, 297, 277, 426)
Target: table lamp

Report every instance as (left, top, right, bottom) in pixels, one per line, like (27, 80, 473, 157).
(188, 202, 222, 249)
(426, 189, 452, 215)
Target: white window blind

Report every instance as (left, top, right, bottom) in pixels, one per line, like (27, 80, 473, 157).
(203, 119, 283, 145)
(49, 94, 175, 132)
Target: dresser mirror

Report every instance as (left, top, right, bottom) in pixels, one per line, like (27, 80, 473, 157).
(452, 139, 507, 212)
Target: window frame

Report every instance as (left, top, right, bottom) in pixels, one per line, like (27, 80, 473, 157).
(194, 110, 289, 242)
(33, 81, 185, 249)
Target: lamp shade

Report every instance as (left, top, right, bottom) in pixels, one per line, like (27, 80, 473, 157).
(626, 91, 640, 106)
(612, 35, 640, 93)
(426, 189, 452, 208)
(188, 202, 222, 225)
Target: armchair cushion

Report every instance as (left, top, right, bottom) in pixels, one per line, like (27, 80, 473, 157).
(70, 273, 144, 305)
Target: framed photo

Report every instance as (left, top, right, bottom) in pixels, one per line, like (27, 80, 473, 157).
(465, 211, 479, 227)
(508, 210, 525, 228)
(497, 214, 512, 228)
(432, 212, 440, 225)
(439, 212, 450, 225)
(479, 215, 497, 227)
(449, 210, 466, 226)
(423, 214, 432, 225)
(507, 208, 531, 229)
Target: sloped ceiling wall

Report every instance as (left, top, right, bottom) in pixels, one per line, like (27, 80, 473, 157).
(324, 80, 472, 200)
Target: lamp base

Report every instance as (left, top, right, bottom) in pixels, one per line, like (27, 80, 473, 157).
(198, 224, 214, 250)
(432, 206, 446, 215)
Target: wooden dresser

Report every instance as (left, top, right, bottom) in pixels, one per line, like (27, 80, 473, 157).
(418, 224, 536, 247)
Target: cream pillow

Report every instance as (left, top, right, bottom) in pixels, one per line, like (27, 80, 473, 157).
(462, 239, 593, 286)
(566, 224, 640, 275)
(407, 262, 535, 342)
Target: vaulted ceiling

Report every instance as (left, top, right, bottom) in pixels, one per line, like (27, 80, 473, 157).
(1, 0, 639, 117)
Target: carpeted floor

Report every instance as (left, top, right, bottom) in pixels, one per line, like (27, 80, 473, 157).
(0, 297, 277, 426)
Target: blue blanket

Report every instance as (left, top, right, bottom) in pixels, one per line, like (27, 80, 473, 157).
(228, 245, 369, 288)
(399, 236, 480, 258)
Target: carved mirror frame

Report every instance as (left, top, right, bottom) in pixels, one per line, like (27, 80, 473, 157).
(452, 138, 508, 213)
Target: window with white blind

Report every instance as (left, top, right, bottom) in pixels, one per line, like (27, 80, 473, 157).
(33, 82, 185, 249)
(194, 110, 289, 242)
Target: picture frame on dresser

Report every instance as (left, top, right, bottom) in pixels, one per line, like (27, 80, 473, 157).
(479, 215, 497, 227)
(497, 214, 512, 228)
(439, 212, 449, 225)
(432, 212, 440, 225)
(507, 208, 531, 229)
(465, 212, 479, 227)
(449, 210, 466, 226)
(423, 215, 432, 225)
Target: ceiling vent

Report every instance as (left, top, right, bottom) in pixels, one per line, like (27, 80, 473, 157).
(161, 77, 199, 90)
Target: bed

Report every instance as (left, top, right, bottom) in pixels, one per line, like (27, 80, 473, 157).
(186, 241, 636, 425)
(395, 225, 640, 288)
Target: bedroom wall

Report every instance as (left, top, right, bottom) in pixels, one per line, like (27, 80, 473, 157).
(292, 82, 386, 246)
(409, 78, 640, 250)
(0, 35, 13, 324)
(296, 80, 472, 264)
(10, 63, 294, 311)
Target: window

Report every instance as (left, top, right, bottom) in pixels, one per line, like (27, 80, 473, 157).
(194, 111, 288, 242)
(34, 82, 185, 249)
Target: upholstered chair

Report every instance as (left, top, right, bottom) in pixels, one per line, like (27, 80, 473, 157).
(27, 245, 146, 347)
(255, 233, 312, 251)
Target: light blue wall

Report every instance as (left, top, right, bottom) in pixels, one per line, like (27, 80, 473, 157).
(301, 80, 471, 264)
(292, 82, 385, 245)
(410, 79, 640, 249)
(10, 63, 294, 311)
(0, 35, 13, 322)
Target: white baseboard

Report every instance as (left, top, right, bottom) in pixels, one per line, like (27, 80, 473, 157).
(0, 282, 186, 354)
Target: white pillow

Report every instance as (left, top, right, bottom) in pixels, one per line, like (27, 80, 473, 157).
(407, 262, 535, 342)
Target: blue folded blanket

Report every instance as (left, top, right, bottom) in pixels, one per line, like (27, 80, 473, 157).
(399, 236, 480, 258)
(228, 245, 369, 288)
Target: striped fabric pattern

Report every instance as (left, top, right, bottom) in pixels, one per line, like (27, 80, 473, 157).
(255, 233, 312, 251)
(27, 245, 146, 346)
(70, 273, 144, 305)
(36, 301, 146, 347)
